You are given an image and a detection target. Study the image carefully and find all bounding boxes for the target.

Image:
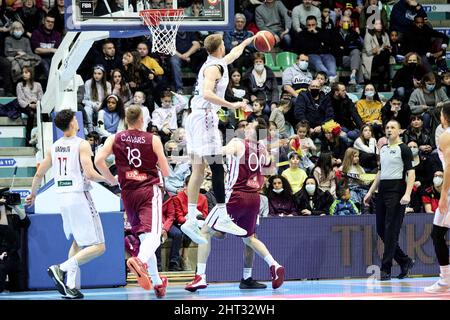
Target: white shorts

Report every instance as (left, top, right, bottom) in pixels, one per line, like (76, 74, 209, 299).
(57, 191, 105, 246)
(185, 109, 223, 157)
(434, 193, 450, 228)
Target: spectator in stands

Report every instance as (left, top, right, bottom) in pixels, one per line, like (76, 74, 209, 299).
(122, 50, 155, 109)
(223, 13, 255, 71)
(282, 152, 308, 193)
(403, 114, 434, 154)
(4, 21, 41, 83)
(152, 90, 188, 145)
(0, 0, 11, 56)
(110, 68, 133, 106)
(242, 52, 280, 113)
(225, 68, 250, 126)
(353, 124, 378, 171)
(392, 52, 427, 101)
(403, 15, 449, 73)
(83, 64, 112, 132)
(332, 15, 363, 85)
(266, 120, 290, 175)
(184, 0, 203, 16)
(356, 84, 383, 138)
(441, 71, 450, 97)
(359, 0, 388, 36)
(95, 40, 123, 79)
(381, 95, 411, 130)
(293, 79, 334, 138)
(330, 180, 360, 215)
(255, 0, 292, 50)
(171, 31, 205, 94)
(291, 0, 321, 32)
(320, 5, 335, 30)
(406, 140, 426, 213)
(290, 120, 317, 161)
(30, 13, 61, 78)
(338, 4, 360, 35)
(164, 139, 191, 195)
(149, 0, 165, 9)
(0, 57, 14, 96)
(408, 72, 449, 132)
(422, 170, 443, 214)
(282, 53, 313, 99)
(247, 99, 269, 124)
(362, 19, 391, 91)
(296, 16, 337, 81)
(315, 71, 331, 95)
(130, 91, 151, 131)
(269, 99, 291, 138)
(313, 151, 337, 197)
(14, 0, 45, 39)
(16, 66, 43, 146)
(96, 94, 126, 140)
(326, 82, 363, 143)
(137, 42, 166, 100)
(48, 0, 65, 35)
(320, 120, 347, 163)
(389, 30, 404, 65)
(266, 175, 297, 216)
(173, 175, 208, 270)
(390, 0, 427, 36)
(294, 175, 334, 216)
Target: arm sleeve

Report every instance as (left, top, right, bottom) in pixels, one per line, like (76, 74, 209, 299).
(162, 198, 176, 231)
(96, 110, 111, 138)
(293, 94, 306, 121)
(408, 89, 425, 114)
(400, 143, 414, 171)
(16, 83, 28, 109)
(291, 7, 301, 33)
(255, 7, 267, 31)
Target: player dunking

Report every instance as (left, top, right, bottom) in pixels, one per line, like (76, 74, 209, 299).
(185, 121, 285, 291)
(25, 109, 117, 299)
(95, 105, 170, 298)
(425, 104, 450, 293)
(181, 33, 256, 244)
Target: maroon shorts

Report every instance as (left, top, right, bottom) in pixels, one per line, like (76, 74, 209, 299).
(121, 185, 162, 235)
(226, 190, 260, 237)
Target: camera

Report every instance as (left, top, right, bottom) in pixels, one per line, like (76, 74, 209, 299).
(0, 188, 21, 206)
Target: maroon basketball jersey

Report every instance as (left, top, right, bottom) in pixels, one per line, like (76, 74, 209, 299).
(225, 139, 267, 193)
(113, 129, 160, 190)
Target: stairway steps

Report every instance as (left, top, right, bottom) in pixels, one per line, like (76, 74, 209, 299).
(0, 177, 34, 187)
(0, 147, 36, 156)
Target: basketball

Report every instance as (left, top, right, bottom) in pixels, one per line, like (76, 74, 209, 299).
(253, 31, 276, 52)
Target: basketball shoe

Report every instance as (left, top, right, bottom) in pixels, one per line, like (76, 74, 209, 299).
(63, 287, 84, 299)
(424, 275, 450, 293)
(47, 265, 67, 296)
(154, 276, 168, 298)
(127, 257, 152, 290)
(185, 274, 208, 292)
(181, 219, 207, 244)
(207, 206, 247, 236)
(270, 265, 285, 289)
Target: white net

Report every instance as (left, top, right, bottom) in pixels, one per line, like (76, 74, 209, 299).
(139, 9, 185, 56)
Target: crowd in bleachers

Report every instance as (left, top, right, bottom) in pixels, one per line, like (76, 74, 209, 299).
(1, 0, 450, 272)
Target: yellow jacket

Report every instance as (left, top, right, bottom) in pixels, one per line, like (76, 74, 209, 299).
(141, 56, 164, 76)
(356, 99, 383, 124)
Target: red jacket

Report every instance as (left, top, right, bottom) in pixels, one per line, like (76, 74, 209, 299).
(162, 196, 176, 232)
(173, 191, 208, 225)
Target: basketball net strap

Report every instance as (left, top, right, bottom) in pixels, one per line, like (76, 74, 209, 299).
(139, 9, 185, 56)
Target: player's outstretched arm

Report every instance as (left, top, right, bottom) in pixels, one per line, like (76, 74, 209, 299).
(80, 140, 115, 185)
(223, 36, 255, 65)
(26, 149, 52, 207)
(153, 135, 170, 177)
(94, 135, 118, 185)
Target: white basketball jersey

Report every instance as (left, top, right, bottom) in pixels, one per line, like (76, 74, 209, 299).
(438, 128, 450, 167)
(51, 136, 91, 193)
(191, 55, 229, 113)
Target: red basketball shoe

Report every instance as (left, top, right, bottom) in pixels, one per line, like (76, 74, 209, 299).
(127, 257, 152, 290)
(185, 274, 207, 292)
(270, 265, 285, 289)
(154, 276, 168, 298)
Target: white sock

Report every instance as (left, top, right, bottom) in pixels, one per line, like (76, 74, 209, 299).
(138, 232, 160, 264)
(216, 203, 226, 218)
(147, 254, 162, 286)
(440, 265, 450, 282)
(60, 257, 78, 272)
(188, 203, 198, 220)
(263, 255, 279, 267)
(75, 266, 81, 289)
(243, 268, 252, 280)
(66, 267, 79, 289)
(197, 263, 207, 276)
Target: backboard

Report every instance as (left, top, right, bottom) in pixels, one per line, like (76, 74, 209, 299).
(65, 0, 233, 33)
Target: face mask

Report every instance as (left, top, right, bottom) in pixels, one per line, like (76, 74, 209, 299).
(310, 89, 320, 97)
(433, 177, 443, 187)
(305, 184, 316, 195)
(342, 22, 350, 30)
(408, 62, 417, 68)
(273, 188, 283, 194)
(410, 148, 419, 157)
(13, 31, 23, 38)
(298, 61, 309, 71)
(365, 91, 375, 98)
(254, 64, 265, 73)
(426, 84, 435, 91)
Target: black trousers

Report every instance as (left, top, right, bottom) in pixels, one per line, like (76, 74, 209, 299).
(0, 254, 27, 292)
(0, 57, 13, 96)
(376, 190, 410, 273)
(431, 224, 450, 266)
(21, 106, 36, 146)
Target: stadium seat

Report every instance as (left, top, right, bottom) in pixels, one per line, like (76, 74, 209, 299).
(264, 53, 281, 71)
(275, 52, 297, 71)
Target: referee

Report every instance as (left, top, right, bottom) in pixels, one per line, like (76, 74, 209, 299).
(364, 120, 415, 281)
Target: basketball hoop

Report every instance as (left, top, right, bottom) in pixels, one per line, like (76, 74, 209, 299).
(139, 9, 185, 56)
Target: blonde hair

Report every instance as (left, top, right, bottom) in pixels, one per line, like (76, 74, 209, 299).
(342, 148, 365, 175)
(125, 105, 143, 126)
(204, 34, 223, 54)
(10, 21, 24, 34)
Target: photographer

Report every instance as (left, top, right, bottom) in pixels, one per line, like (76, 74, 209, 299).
(0, 191, 30, 293)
